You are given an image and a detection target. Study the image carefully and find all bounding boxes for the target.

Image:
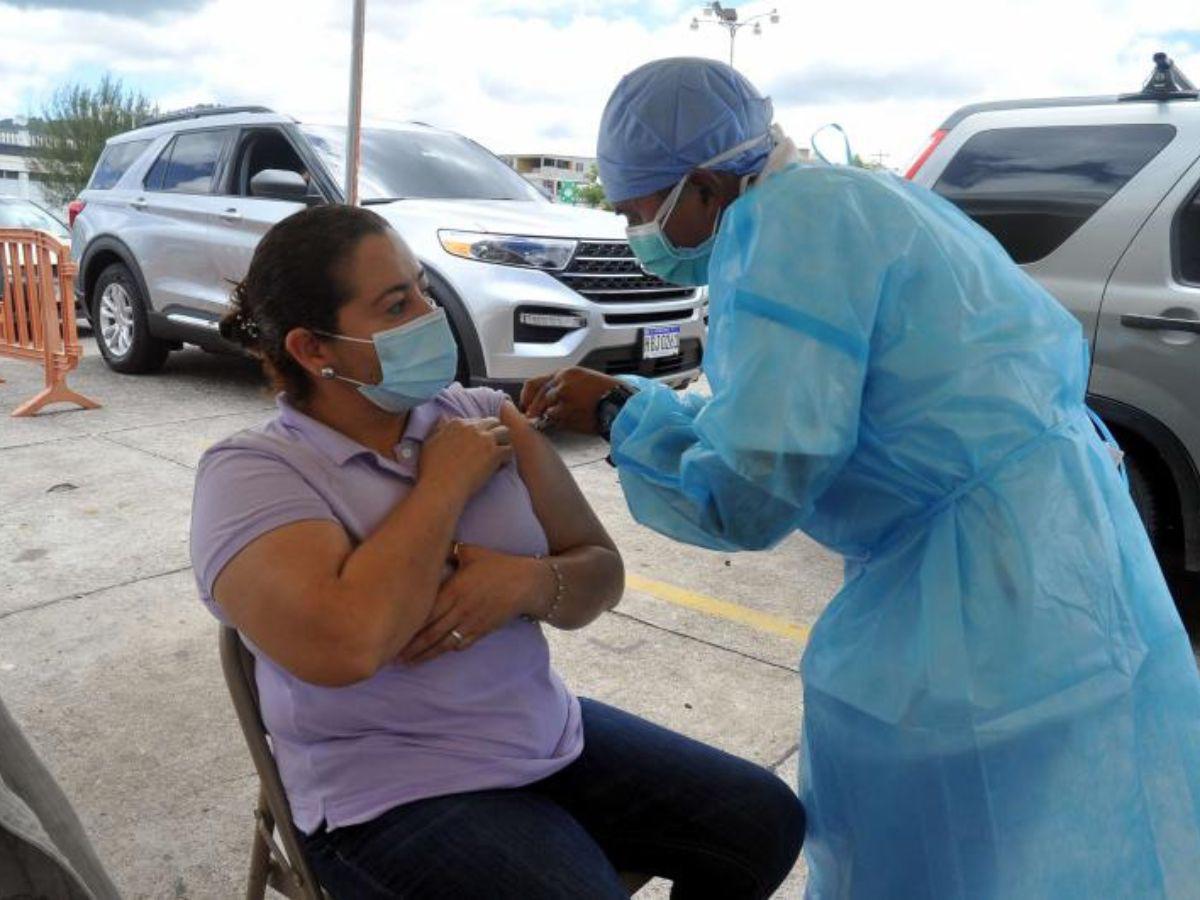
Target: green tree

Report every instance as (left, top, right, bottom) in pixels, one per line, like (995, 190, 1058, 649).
(576, 164, 611, 211)
(30, 75, 158, 205)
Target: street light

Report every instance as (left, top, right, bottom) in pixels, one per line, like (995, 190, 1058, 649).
(345, 0, 366, 205)
(690, 2, 779, 68)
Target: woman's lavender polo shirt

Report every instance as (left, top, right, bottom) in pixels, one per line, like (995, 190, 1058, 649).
(189, 385, 583, 834)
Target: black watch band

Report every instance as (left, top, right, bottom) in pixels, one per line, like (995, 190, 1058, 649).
(595, 384, 634, 443)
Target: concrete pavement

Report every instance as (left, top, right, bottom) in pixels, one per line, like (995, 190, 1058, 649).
(0, 340, 838, 898)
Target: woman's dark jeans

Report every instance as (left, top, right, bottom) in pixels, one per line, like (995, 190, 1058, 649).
(302, 698, 805, 899)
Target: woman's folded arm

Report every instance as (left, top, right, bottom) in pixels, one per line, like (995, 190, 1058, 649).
(212, 473, 472, 686)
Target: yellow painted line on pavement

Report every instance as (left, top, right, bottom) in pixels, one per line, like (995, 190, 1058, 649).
(625, 573, 811, 645)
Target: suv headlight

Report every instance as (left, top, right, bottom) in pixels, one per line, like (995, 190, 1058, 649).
(439, 230, 576, 271)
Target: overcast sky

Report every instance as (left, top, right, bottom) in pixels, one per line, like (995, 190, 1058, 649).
(1, 0, 1197, 171)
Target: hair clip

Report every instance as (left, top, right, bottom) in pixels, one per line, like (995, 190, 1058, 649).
(240, 315, 260, 339)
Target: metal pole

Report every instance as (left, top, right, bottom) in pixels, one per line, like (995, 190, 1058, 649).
(728, 24, 736, 67)
(344, 0, 366, 205)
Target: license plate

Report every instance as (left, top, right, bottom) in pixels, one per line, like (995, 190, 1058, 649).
(643, 326, 681, 359)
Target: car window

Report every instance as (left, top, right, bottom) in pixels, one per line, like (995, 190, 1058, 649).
(933, 124, 1176, 264)
(230, 129, 309, 197)
(1177, 184, 1200, 286)
(0, 200, 69, 239)
(302, 125, 543, 202)
(150, 130, 229, 194)
(144, 140, 172, 191)
(89, 139, 153, 191)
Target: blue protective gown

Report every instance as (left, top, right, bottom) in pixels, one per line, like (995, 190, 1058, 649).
(609, 164, 1200, 898)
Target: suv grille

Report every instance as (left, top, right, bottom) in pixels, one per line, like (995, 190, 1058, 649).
(552, 241, 696, 304)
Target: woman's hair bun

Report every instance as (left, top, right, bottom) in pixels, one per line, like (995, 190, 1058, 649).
(220, 204, 390, 402)
(218, 292, 261, 349)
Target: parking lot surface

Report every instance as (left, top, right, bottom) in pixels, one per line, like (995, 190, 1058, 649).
(0, 340, 843, 898)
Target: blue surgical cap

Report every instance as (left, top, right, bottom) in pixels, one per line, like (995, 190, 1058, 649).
(597, 57, 775, 204)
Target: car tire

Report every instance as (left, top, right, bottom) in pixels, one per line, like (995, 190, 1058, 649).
(425, 285, 470, 384)
(447, 317, 470, 385)
(1126, 453, 1161, 546)
(92, 262, 169, 374)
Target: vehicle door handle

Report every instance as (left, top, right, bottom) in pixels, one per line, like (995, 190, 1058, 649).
(1120, 314, 1200, 334)
(130, 197, 148, 210)
(219, 208, 242, 223)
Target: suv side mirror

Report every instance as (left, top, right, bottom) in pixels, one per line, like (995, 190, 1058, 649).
(249, 169, 321, 204)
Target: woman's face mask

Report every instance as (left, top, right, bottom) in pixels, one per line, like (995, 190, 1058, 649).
(625, 131, 771, 287)
(318, 308, 459, 413)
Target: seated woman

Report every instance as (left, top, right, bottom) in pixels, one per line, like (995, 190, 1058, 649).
(189, 205, 804, 900)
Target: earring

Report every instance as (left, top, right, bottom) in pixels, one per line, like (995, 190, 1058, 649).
(320, 366, 336, 380)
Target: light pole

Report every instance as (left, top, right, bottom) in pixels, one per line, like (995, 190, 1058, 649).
(345, 0, 366, 205)
(690, 3, 780, 68)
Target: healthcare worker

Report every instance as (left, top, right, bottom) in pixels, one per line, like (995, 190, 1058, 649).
(522, 57, 1200, 898)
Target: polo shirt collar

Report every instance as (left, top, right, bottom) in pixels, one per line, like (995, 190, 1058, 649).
(275, 394, 449, 471)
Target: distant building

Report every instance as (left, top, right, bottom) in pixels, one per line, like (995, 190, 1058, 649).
(501, 154, 594, 204)
(0, 117, 52, 207)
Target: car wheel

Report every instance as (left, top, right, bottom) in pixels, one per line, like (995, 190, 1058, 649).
(1126, 453, 1161, 546)
(448, 320, 470, 384)
(92, 262, 169, 374)
(74, 298, 92, 332)
(425, 285, 470, 384)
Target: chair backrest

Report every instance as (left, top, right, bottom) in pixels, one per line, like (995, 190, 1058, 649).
(218, 626, 326, 900)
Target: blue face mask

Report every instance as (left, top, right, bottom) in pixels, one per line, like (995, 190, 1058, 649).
(319, 308, 459, 413)
(625, 131, 771, 287)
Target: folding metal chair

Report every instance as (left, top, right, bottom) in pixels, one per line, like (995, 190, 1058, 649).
(219, 626, 329, 900)
(218, 625, 651, 899)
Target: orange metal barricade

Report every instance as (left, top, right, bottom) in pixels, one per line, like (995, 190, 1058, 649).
(0, 228, 99, 417)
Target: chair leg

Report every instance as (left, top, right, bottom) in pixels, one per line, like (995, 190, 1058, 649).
(245, 789, 272, 900)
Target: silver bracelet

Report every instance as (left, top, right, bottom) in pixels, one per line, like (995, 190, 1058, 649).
(521, 556, 567, 624)
(543, 559, 567, 624)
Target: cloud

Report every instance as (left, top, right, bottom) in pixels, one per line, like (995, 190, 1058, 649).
(1155, 30, 1200, 55)
(4, 0, 206, 16)
(538, 121, 575, 142)
(478, 74, 570, 106)
(1, 0, 1198, 174)
(767, 64, 986, 106)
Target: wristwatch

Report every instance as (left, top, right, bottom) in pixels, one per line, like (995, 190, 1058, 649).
(595, 383, 635, 443)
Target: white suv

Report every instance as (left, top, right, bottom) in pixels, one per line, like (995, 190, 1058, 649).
(70, 106, 706, 393)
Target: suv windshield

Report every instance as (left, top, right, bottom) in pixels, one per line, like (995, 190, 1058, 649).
(302, 125, 543, 202)
(0, 199, 69, 239)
